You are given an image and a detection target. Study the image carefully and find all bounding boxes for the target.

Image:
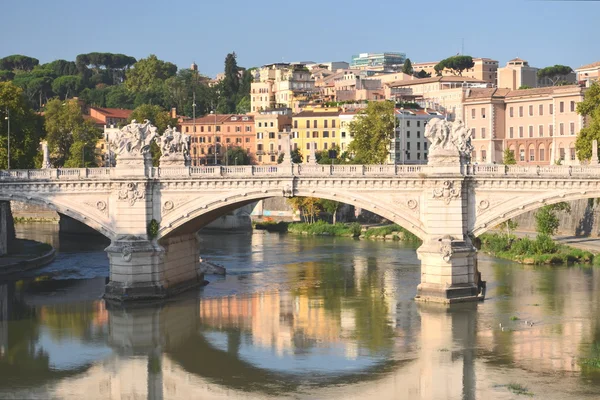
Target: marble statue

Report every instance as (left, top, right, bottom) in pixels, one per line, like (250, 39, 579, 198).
(156, 125, 190, 167)
(424, 118, 473, 163)
(109, 120, 158, 157)
(40, 141, 51, 169)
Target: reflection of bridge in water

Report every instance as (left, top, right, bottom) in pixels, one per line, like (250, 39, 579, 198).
(5, 163, 600, 304)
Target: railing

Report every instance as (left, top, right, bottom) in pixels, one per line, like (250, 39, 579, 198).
(3, 164, 600, 181)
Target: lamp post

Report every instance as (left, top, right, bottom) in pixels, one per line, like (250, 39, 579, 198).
(400, 107, 405, 165)
(192, 92, 196, 166)
(4, 108, 10, 170)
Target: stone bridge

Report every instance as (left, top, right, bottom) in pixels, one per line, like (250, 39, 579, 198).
(3, 162, 600, 303)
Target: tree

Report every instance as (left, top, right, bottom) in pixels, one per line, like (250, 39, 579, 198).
(503, 148, 517, 165)
(287, 197, 322, 223)
(348, 101, 395, 164)
(221, 53, 241, 113)
(498, 219, 518, 238)
(128, 104, 176, 133)
(225, 146, 250, 165)
(105, 85, 135, 109)
(44, 59, 78, 77)
(534, 202, 570, 236)
(434, 55, 474, 76)
(0, 55, 39, 72)
(537, 65, 573, 86)
(320, 199, 341, 224)
(575, 82, 600, 161)
(51, 75, 83, 100)
(44, 98, 101, 167)
(416, 69, 431, 78)
(402, 58, 413, 75)
(125, 55, 177, 93)
(0, 82, 43, 169)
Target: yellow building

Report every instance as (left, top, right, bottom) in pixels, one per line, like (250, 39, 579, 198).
(291, 107, 341, 161)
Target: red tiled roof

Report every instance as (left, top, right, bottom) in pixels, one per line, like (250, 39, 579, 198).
(576, 61, 600, 71)
(180, 114, 254, 124)
(89, 107, 132, 119)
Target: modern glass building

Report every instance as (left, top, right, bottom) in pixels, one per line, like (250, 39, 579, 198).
(350, 52, 407, 70)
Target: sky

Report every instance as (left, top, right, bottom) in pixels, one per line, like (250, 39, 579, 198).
(0, 0, 597, 77)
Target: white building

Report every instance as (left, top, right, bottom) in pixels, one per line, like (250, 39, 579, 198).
(391, 108, 444, 164)
(339, 111, 358, 152)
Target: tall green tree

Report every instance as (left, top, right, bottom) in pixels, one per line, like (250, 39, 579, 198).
(535, 202, 570, 236)
(0, 55, 39, 72)
(319, 199, 341, 224)
(537, 65, 573, 86)
(125, 54, 177, 94)
(51, 75, 83, 100)
(503, 148, 517, 165)
(44, 98, 100, 167)
(128, 104, 177, 132)
(348, 101, 395, 164)
(221, 53, 241, 113)
(225, 146, 250, 165)
(575, 82, 600, 161)
(416, 69, 431, 78)
(434, 55, 474, 76)
(0, 82, 43, 169)
(402, 58, 413, 75)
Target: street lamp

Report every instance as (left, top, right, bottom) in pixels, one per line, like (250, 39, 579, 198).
(4, 108, 10, 170)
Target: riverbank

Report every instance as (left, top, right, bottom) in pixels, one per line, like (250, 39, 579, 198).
(254, 221, 421, 243)
(0, 239, 56, 276)
(479, 233, 597, 265)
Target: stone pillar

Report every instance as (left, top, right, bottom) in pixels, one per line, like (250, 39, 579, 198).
(307, 142, 317, 164)
(279, 131, 292, 165)
(0, 201, 15, 256)
(592, 139, 599, 165)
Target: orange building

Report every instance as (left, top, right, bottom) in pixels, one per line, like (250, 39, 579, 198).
(88, 107, 132, 127)
(181, 114, 255, 165)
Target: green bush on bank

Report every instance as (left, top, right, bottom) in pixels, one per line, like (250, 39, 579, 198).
(288, 220, 362, 237)
(253, 220, 289, 232)
(363, 224, 421, 244)
(479, 233, 594, 265)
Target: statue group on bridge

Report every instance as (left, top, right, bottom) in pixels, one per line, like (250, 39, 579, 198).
(108, 120, 190, 166)
(424, 118, 473, 162)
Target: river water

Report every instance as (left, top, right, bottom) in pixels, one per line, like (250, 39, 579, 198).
(1, 224, 600, 399)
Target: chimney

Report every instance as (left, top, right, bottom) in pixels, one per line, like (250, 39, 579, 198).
(171, 108, 177, 119)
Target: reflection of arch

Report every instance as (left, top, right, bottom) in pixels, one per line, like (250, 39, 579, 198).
(0, 194, 114, 239)
(158, 190, 425, 240)
(473, 190, 600, 237)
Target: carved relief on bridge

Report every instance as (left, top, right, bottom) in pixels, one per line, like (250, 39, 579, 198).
(118, 182, 146, 206)
(161, 196, 195, 216)
(82, 199, 109, 217)
(432, 181, 460, 205)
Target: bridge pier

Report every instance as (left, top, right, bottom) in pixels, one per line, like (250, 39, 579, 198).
(415, 238, 479, 303)
(104, 233, 203, 301)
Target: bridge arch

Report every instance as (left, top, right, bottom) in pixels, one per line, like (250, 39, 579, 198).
(0, 193, 116, 240)
(472, 189, 600, 237)
(157, 188, 426, 241)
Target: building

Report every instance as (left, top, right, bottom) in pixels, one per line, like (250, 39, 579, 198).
(339, 111, 357, 153)
(88, 107, 132, 127)
(575, 61, 600, 87)
(391, 108, 444, 164)
(290, 107, 341, 162)
(385, 76, 490, 120)
(250, 63, 316, 113)
(307, 61, 349, 72)
(498, 58, 576, 90)
(181, 114, 255, 165)
(254, 109, 292, 164)
(412, 58, 499, 85)
(350, 52, 406, 72)
(333, 70, 385, 102)
(463, 85, 586, 165)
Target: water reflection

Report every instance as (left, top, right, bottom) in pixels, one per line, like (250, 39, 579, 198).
(1, 228, 600, 398)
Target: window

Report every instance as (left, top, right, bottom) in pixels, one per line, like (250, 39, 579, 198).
(306, 143, 310, 150)
(332, 120, 336, 128)
(216, 126, 221, 132)
(341, 132, 346, 138)
(324, 120, 328, 128)
(538, 105, 543, 116)
(519, 126, 524, 138)
(323, 131, 329, 138)
(539, 125, 544, 137)
(406, 131, 410, 138)
(560, 101, 564, 113)
(407, 142, 411, 150)
(560, 148, 565, 160)
(530, 148, 534, 161)
(294, 120, 298, 129)
(424, 143, 428, 151)
(481, 108, 486, 118)
(417, 121, 421, 127)
(201, 126, 204, 132)
(269, 132, 275, 139)
(417, 142, 421, 150)
(226, 138, 231, 143)
(306, 132, 310, 138)
(257, 132, 263, 139)
(257, 144, 263, 151)
(571, 148, 576, 161)
(407, 121, 411, 127)
(509, 107, 514, 117)
(509, 127, 514, 138)
(313, 120, 318, 128)
(481, 128, 486, 139)
(324, 142, 328, 149)
(312, 131, 318, 138)
(235, 126, 241, 132)
(306, 120, 310, 128)
(560, 123, 564, 135)
(519, 106, 523, 117)
(471, 109, 476, 119)
(520, 149, 525, 161)
(571, 101, 576, 112)
(185, 126, 189, 133)
(550, 104, 554, 115)
(570, 122, 575, 135)
(471, 128, 476, 139)
(417, 131, 421, 138)
(270, 122, 274, 127)
(417, 153, 421, 160)
(539, 148, 545, 161)
(258, 122, 262, 128)
(208, 126, 211, 132)
(529, 105, 533, 116)
(549, 124, 554, 136)
(528, 126, 533, 138)
(481, 150, 487, 162)
(332, 131, 336, 138)
(246, 126, 251, 132)
(245, 138, 250, 143)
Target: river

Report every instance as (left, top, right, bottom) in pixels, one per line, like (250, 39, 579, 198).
(1, 223, 599, 399)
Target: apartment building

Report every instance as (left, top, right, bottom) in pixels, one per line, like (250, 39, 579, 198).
(350, 52, 406, 72)
(181, 114, 255, 165)
(575, 61, 600, 87)
(463, 85, 585, 165)
(290, 107, 341, 162)
(339, 111, 357, 152)
(412, 58, 499, 85)
(391, 108, 443, 164)
(498, 58, 576, 90)
(88, 107, 132, 127)
(254, 109, 292, 164)
(250, 63, 316, 113)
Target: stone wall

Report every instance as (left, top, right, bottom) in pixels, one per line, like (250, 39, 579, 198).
(0, 201, 16, 255)
(511, 198, 600, 236)
(10, 201, 59, 220)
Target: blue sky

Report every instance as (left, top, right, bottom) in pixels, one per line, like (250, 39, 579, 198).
(1, 0, 597, 77)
